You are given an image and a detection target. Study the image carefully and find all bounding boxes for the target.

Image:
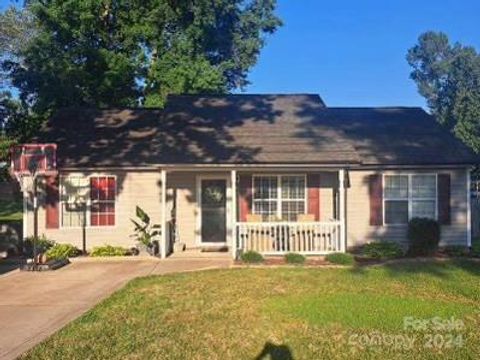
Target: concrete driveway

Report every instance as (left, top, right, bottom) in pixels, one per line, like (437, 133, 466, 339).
(0, 257, 231, 360)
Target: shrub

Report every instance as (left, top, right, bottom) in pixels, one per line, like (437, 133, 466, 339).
(361, 241, 404, 259)
(471, 239, 480, 257)
(23, 235, 55, 256)
(407, 218, 440, 256)
(240, 250, 264, 263)
(284, 252, 306, 265)
(90, 245, 129, 257)
(45, 243, 80, 260)
(442, 245, 468, 257)
(325, 252, 355, 265)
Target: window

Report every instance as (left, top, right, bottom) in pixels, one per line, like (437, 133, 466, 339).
(411, 175, 436, 219)
(253, 176, 278, 220)
(253, 175, 306, 221)
(384, 175, 408, 224)
(60, 175, 116, 228)
(281, 176, 306, 221)
(384, 174, 437, 225)
(90, 176, 116, 226)
(61, 176, 89, 227)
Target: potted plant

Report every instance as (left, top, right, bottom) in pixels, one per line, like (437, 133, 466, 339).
(131, 206, 162, 256)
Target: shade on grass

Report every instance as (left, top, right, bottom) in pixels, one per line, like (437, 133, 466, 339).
(0, 200, 22, 221)
(22, 260, 480, 359)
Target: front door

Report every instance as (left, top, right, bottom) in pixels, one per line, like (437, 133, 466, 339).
(201, 179, 227, 244)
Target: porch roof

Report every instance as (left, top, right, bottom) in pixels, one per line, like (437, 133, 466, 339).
(36, 94, 477, 168)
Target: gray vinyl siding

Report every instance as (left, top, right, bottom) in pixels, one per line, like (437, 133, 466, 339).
(319, 172, 338, 221)
(346, 168, 469, 248)
(25, 167, 469, 252)
(166, 172, 198, 249)
(26, 170, 163, 250)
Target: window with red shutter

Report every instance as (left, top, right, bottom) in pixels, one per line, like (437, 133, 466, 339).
(90, 176, 116, 226)
(381, 174, 438, 225)
(252, 175, 306, 221)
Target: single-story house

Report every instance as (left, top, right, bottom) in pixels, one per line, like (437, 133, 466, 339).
(25, 94, 477, 258)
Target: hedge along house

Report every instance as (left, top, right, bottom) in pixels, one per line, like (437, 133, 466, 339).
(25, 94, 477, 258)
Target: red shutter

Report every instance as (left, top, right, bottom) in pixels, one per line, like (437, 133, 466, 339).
(369, 174, 383, 226)
(45, 176, 59, 229)
(437, 174, 451, 225)
(238, 175, 252, 221)
(307, 174, 320, 221)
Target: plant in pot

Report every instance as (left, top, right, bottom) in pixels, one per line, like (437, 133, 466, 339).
(131, 206, 162, 256)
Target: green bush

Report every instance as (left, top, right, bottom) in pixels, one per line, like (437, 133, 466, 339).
(23, 235, 55, 256)
(325, 253, 355, 265)
(361, 241, 404, 259)
(45, 243, 80, 260)
(240, 250, 264, 263)
(407, 218, 440, 256)
(471, 239, 480, 257)
(284, 252, 306, 265)
(442, 245, 468, 257)
(90, 245, 129, 257)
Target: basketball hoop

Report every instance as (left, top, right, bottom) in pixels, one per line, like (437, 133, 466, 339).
(10, 143, 57, 271)
(10, 143, 57, 181)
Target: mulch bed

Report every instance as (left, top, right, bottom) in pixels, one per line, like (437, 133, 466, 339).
(234, 257, 331, 266)
(235, 254, 480, 267)
(21, 258, 70, 271)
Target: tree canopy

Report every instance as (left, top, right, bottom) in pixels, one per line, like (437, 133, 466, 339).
(0, 0, 280, 176)
(2, 0, 281, 115)
(0, 5, 36, 88)
(407, 31, 480, 153)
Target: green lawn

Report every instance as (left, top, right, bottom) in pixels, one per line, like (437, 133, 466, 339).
(23, 260, 480, 359)
(0, 200, 22, 221)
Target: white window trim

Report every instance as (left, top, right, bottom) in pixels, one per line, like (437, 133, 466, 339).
(60, 174, 117, 229)
(252, 174, 307, 221)
(383, 173, 438, 226)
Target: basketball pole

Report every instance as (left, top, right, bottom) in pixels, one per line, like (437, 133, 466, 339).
(11, 143, 57, 271)
(32, 176, 38, 271)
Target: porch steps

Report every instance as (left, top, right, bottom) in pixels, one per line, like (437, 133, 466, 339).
(169, 248, 231, 259)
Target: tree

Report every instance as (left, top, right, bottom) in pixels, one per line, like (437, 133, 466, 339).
(0, 5, 38, 167)
(0, 91, 27, 179)
(407, 31, 480, 153)
(0, 5, 36, 88)
(2, 0, 281, 114)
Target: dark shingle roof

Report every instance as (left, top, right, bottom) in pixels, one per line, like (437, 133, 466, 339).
(37, 94, 477, 168)
(316, 107, 478, 165)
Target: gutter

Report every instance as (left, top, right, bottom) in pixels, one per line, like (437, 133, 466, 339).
(58, 162, 475, 172)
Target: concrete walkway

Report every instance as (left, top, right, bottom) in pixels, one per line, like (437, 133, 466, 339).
(0, 257, 232, 360)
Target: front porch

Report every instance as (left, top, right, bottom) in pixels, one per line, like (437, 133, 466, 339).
(161, 168, 347, 259)
(235, 220, 343, 255)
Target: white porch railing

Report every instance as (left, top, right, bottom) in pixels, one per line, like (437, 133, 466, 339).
(235, 221, 343, 255)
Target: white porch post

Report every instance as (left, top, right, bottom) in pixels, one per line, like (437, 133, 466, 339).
(160, 169, 167, 259)
(22, 193, 28, 241)
(467, 168, 472, 247)
(231, 169, 237, 259)
(339, 169, 346, 253)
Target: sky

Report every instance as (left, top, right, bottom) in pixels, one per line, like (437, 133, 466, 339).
(244, 0, 480, 108)
(1, 0, 479, 109)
